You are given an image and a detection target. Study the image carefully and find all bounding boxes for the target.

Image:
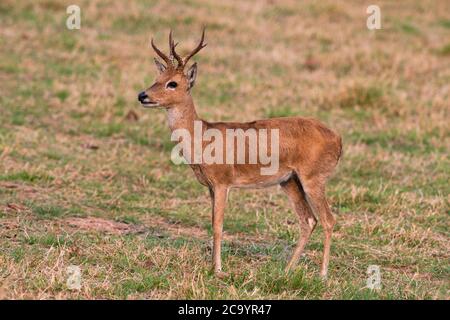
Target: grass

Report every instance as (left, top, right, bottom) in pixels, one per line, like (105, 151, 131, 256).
(438, 43, 450, 56)
(398, 22, 421, 36)
(0, 0, 449, 299)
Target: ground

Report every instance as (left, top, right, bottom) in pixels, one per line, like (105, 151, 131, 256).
(0, 0, 449, 299)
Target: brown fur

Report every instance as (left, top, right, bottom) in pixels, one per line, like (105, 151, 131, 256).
(139, 30, 342, 278)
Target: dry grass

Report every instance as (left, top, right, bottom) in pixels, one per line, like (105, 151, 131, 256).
(0, 0, 449, 299)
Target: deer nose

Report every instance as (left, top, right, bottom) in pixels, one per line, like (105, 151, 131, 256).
(138, 91, 148, 103)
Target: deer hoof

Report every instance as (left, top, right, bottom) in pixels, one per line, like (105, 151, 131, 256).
(319, 272, 328, 281)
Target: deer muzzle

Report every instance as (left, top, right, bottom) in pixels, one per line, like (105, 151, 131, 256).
(138, 91, 158, 107)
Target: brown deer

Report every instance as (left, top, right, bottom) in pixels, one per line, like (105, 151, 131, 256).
(138, 29, 342, 278)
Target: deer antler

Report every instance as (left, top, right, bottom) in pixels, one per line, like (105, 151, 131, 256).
(151, 28, 207, 70)
(182, 27, 207, 68)
(169, 30, 183, 68)
(151, 37, 172, 67)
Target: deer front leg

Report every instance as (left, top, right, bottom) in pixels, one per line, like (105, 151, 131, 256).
(211, 185, 228, 276)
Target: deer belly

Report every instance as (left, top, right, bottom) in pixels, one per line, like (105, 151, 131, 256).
(231, 171, 293, 189)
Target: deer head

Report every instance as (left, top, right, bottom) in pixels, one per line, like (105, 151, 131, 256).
(138, 29, 206, 108)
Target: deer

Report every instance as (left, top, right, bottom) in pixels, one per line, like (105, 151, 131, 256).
(138, 29, 342, 279)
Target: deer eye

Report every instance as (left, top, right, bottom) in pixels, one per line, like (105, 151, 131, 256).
(166, 81, 178, 89)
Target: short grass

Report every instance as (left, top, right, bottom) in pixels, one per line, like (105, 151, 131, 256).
(0, 0, 448, 299)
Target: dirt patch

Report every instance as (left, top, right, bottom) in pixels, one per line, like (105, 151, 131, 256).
(65, 217, 145, 235)
(0, 218, 21, 241)
(142, 215, 269, 244)
(142, 215, 208, 239)
(63, 215, 267, 243)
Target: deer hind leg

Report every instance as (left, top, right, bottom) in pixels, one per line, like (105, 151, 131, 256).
(300, 177, 336, 279)
(280, 176, 317, 272)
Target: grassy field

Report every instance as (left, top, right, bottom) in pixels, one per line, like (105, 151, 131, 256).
(0, 0, 449, 299)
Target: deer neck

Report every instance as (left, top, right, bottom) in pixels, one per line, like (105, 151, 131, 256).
(166, 96, 200, 134)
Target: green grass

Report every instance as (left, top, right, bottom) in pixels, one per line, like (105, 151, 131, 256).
(26, 234, 71, 247)
(0, 171, 53, 183)
(398, 22, 421, 36)
(56, 90, 70, 102)
(438, 19, 450, 29)
(265, 106, 299, 118)
(437, 43, 450, 56)
(31, 204, 66, 219)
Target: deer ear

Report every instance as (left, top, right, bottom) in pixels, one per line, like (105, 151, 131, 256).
(186, 62, 197, 90)
(154, 58, 166, 74)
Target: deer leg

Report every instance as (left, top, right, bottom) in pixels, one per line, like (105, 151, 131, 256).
(301, 179, 336, 279)
(208, 187, 214, 225)
(281, 177, 317, 272)
(211, 185, 228, 275)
